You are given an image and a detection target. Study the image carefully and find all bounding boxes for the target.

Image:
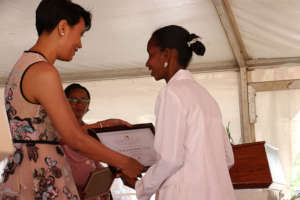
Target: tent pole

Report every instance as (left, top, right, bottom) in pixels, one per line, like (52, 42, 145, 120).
(211, 0, 254, 143)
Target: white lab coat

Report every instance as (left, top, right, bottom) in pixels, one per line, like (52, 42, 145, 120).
(135, 70, 236, 200)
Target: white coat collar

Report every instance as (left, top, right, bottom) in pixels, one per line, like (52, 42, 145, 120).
(168, 69, 193, 85)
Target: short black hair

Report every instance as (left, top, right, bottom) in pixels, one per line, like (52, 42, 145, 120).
(64, 83, 91, 100)
(36, 0, 91, 36)
(151, 25, 205, 68)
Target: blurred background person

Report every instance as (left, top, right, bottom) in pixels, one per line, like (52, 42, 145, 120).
(63, 83, 131, 200)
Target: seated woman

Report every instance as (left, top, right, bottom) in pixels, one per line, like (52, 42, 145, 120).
(63, 83, 129, 200)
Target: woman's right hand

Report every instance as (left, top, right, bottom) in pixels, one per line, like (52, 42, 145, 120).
(121, 157, 144, 179)
(100, 118, 132, 128)
(120, 173, 137, 189)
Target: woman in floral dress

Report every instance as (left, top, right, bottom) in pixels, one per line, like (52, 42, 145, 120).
(0, 0, 144, 199)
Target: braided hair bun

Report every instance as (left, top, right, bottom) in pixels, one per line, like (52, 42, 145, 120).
(187, 33, 206, 56)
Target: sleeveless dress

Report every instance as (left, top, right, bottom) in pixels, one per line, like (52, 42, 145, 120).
(0, 51, 80, 200)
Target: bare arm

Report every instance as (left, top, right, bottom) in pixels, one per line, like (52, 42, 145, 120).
(83, 118, 132, 130)
(22, 62, 144, 178)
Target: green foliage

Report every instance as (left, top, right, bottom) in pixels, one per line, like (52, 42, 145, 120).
(294, 154, 300, 166)
(226, 122, 234, 144)
(290, 193, 300, 200)
(291, 154, 300, 198)
(291, 154, 300, 186)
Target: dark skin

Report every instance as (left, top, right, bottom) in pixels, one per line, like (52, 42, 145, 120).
(145, 38, 183, 83)
(121, 37, 185, 189)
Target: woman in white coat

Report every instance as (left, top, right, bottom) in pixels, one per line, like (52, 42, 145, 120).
(129, 25, 236, 200)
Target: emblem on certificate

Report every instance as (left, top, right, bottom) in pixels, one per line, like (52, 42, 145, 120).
(94, 123, 156, 167)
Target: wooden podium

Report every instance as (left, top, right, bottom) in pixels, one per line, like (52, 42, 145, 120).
(229, 141, 286, 190)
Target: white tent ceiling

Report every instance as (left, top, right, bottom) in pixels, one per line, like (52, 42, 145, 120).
(1, 0, 300, 187)
(0, 0, 300, 85)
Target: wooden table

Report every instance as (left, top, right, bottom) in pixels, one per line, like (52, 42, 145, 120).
(229, 141, 286, 189)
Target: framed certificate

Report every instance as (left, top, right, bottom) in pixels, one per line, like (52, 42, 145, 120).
(94, 123, 156, 167)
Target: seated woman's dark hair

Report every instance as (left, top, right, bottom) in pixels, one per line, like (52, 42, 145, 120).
(151, 25, 206, 69)
(64, 83, 91, 100)
(36, 0, 91, 36)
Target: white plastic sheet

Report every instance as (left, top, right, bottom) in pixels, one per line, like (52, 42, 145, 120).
(231, 0, 300, 59)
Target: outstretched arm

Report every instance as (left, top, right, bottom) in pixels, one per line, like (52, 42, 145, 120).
(22, 62, 144, 178)
(83, 119, 132, 130)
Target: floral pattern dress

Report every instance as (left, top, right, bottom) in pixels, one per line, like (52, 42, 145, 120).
(0, 51, 80, 200)
(62, 130, 111, 200)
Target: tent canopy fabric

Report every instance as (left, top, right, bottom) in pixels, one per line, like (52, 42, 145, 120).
(0, 0, 299, 84)
(0, 0, 299, 190)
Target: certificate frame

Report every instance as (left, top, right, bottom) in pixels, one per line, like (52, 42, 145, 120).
(93, 123, 155, 135)
(93, 123, 155, 167)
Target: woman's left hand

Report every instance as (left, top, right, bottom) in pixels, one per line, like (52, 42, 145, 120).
(120, 173, 138, 189)
(82, 119, 132, 130)
(99, 119, 132, 128)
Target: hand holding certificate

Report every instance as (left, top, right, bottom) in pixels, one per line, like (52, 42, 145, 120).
(79, 123, 154, 199)
(94, 123, 156, 167)
(120, 173, 137, 189)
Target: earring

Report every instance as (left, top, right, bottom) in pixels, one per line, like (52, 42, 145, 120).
(164, 62, 168, 68)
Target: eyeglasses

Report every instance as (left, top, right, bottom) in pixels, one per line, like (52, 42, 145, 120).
(68, 98, 90, 103)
